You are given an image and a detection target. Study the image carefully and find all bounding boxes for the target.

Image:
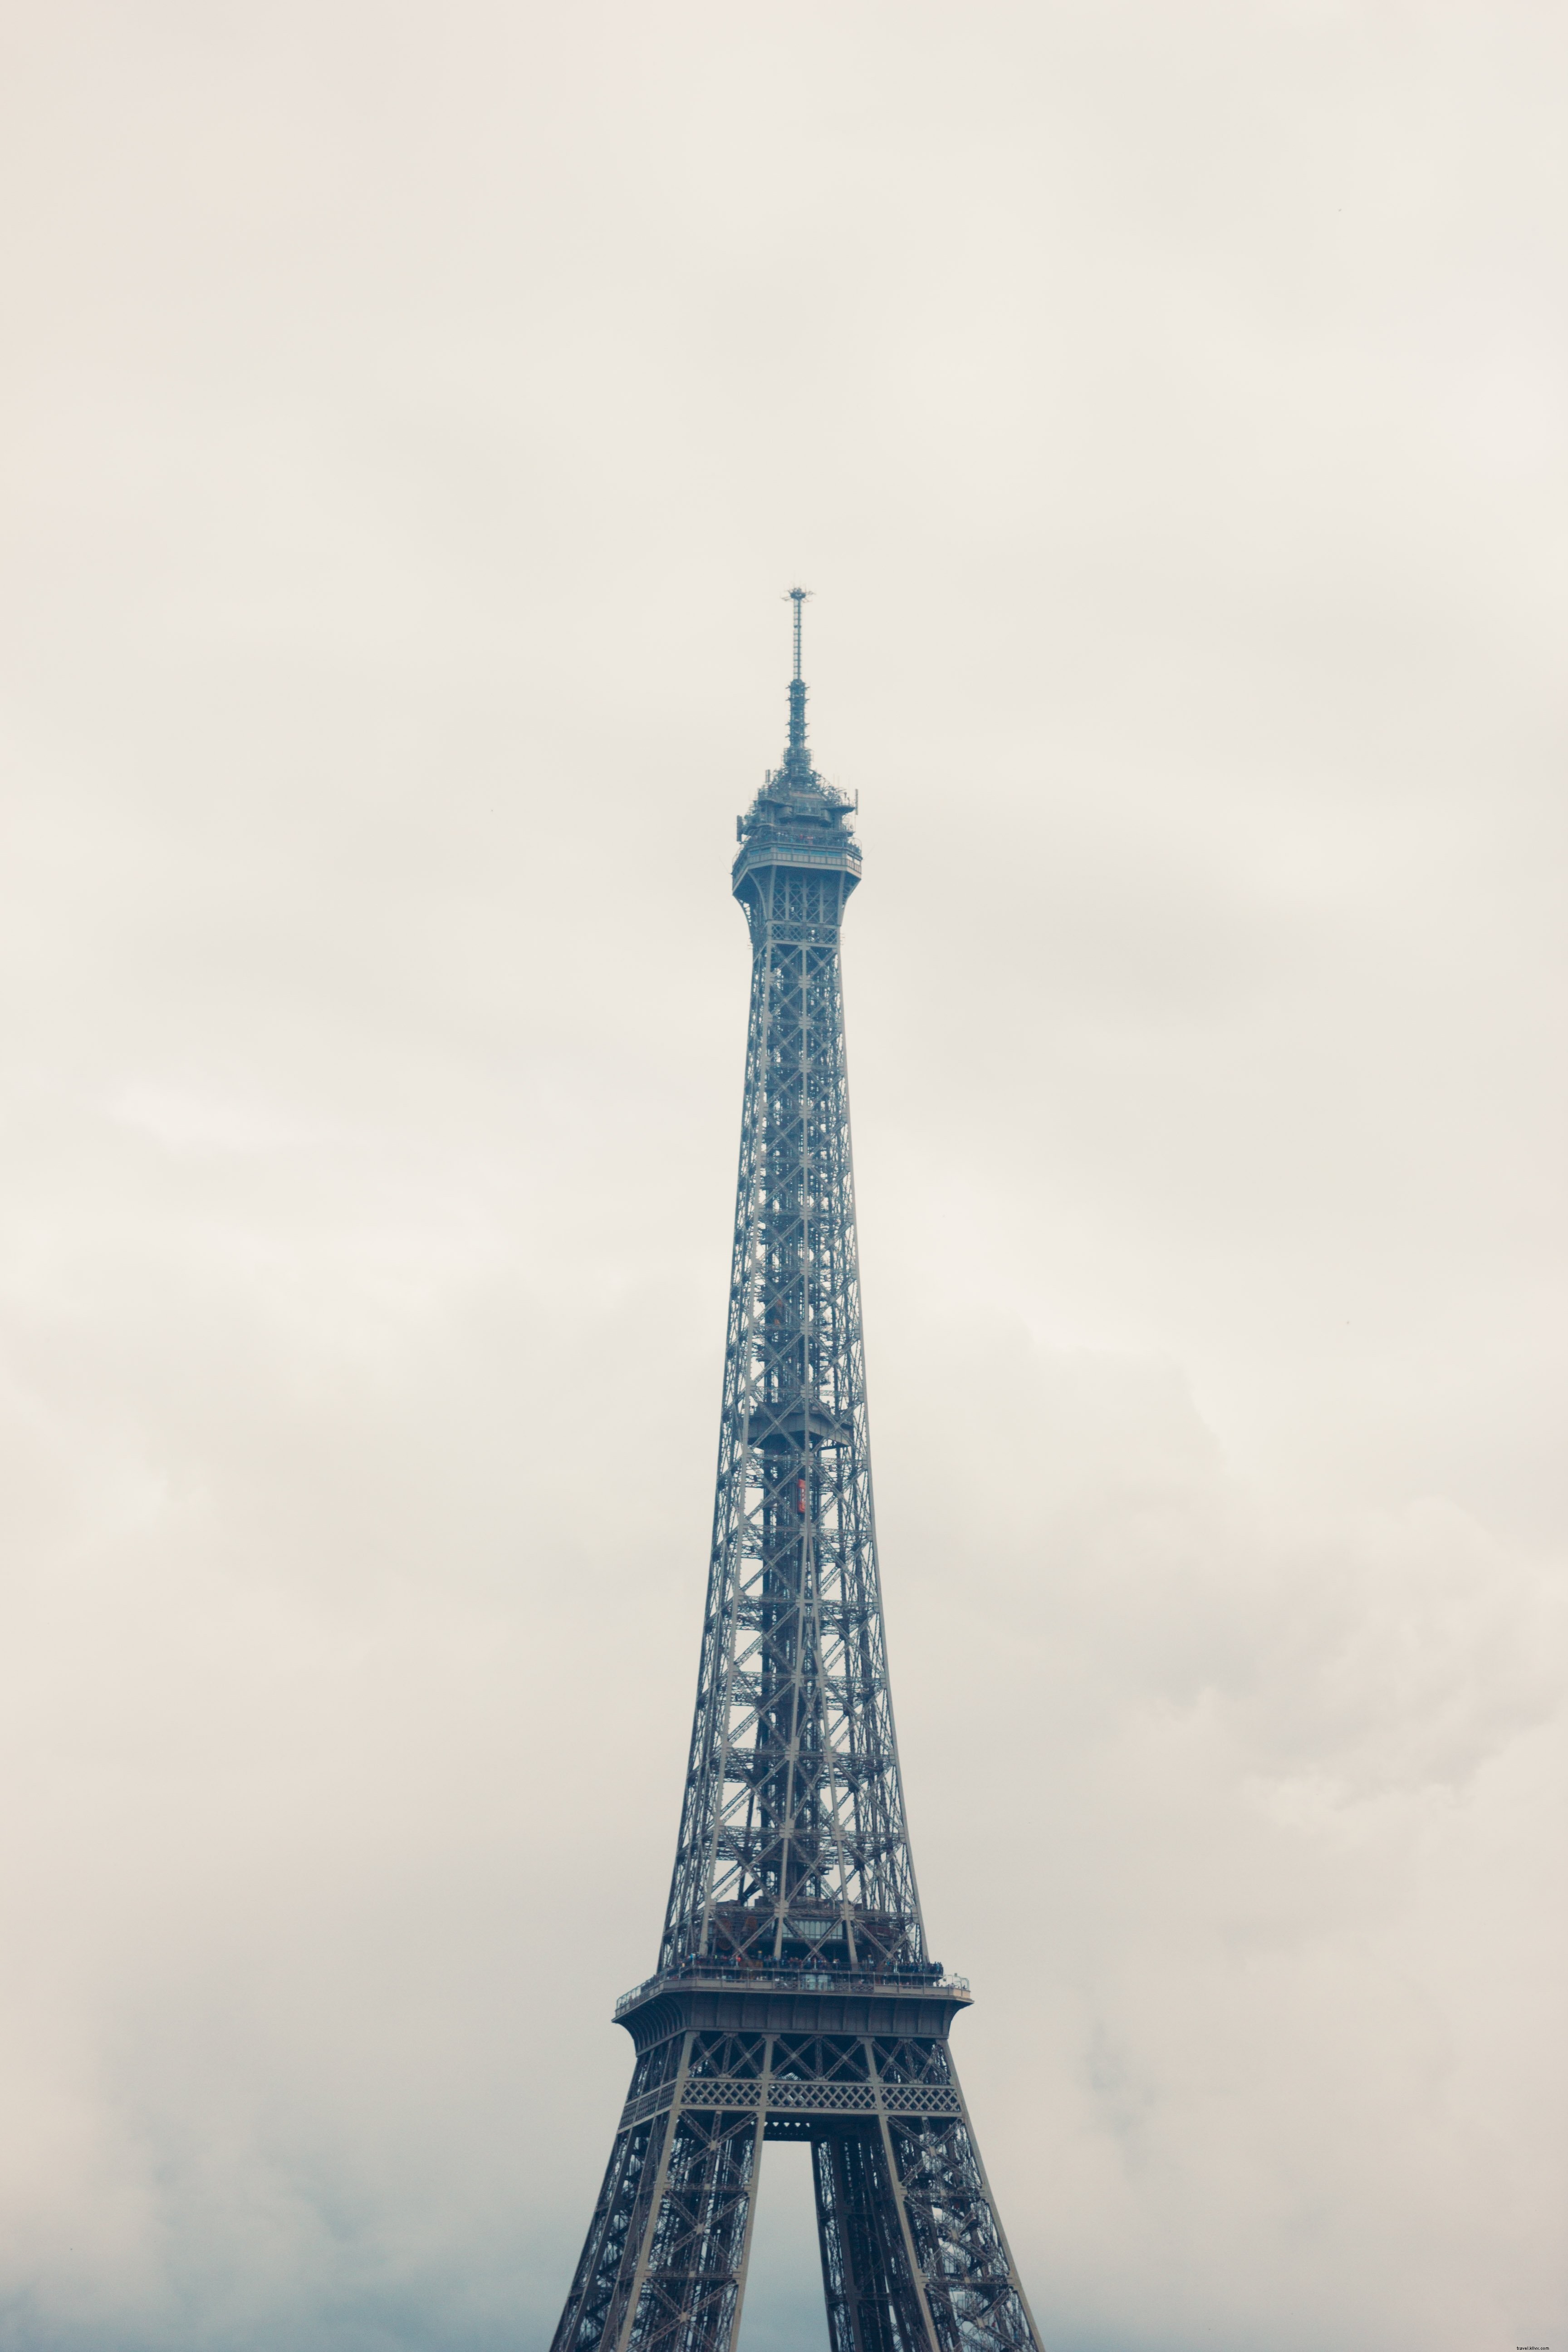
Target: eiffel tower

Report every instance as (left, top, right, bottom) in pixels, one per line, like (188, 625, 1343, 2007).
(549, 594, 1042, 2352)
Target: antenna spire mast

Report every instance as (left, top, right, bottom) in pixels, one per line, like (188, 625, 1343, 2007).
(784, 585, 812, 775)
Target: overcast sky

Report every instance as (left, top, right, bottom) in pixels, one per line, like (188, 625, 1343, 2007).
(1, 5, 1564, 2350)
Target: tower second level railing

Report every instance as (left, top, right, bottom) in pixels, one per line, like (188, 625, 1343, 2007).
(614, 1956, 972, 2021)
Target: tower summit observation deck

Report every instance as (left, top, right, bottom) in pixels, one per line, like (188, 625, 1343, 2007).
(549, 593, 1042, 2352)
(732, 584, 862, 905)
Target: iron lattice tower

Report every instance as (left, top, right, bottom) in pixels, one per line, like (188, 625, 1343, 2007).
(549, 594, 1042, 2352)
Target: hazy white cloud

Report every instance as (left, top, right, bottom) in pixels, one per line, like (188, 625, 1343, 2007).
(1, 2, 1564, 2348)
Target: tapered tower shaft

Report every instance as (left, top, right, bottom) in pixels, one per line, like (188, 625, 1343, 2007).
(548, 604, 1041, 2352)
(661, 653, 917, 1980)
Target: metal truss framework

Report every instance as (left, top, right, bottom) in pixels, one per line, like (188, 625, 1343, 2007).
(549, 598, 1041, 2352)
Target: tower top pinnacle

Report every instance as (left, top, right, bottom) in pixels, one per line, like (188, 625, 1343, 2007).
(787, 585, 811, 677)
(734, 591, 858, 902)
(784, 586, 812, 779)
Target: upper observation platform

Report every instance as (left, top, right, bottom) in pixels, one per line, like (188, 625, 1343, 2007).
(732, 587, 862, 902)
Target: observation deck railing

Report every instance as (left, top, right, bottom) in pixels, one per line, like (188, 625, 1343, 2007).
(734, 838, 862, 873)
(614, 1957, 971, 2022)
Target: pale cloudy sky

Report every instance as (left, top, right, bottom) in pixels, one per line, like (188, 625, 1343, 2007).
(1, 4, 1564, 2350)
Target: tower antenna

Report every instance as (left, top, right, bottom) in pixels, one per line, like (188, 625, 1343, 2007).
(784, 585, 813, 771)
(787, 583, 811, 679)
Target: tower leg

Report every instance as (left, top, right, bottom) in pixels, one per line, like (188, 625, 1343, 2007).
(552, 2037, 765, 2352)
(813, 2127, 928, 2352)
(551, 2110, 671, 2352)
(613, 2100, 761, 2352)
(877, 2103, 1042, 2352)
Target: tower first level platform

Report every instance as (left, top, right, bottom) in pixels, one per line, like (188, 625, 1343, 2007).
(554, 1969, 1034, 2352)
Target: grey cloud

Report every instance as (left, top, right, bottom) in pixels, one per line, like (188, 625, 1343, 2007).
(1, 3, 1563, 2349)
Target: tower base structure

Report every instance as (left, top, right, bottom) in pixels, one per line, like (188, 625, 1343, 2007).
(551, 1971, 1040, 2352)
